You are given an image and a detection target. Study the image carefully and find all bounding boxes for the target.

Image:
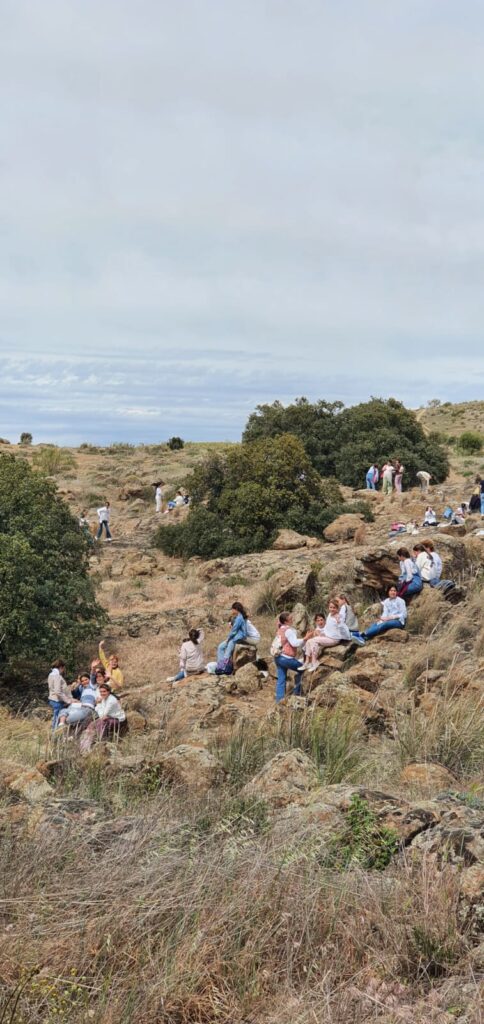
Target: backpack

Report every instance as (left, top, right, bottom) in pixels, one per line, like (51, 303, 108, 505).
(215, 656, 233, 676)
(270, 633, 283, 657)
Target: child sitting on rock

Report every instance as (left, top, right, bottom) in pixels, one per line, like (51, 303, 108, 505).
(166, 628, 206, 687)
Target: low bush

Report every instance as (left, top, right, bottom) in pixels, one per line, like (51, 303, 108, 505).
(19, 432, 32, 445)
(32, 446, 77, 477)
(456, 431, 482, 454)
(328, 793, 399, 870)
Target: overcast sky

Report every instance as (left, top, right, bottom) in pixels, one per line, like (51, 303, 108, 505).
(1, 1, 483, 445)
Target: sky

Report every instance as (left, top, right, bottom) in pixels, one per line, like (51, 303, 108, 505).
(1, 0, 484, 445)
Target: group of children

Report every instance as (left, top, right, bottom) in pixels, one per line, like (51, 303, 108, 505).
(153, 482, 190, 514)
(365, 460, 408, 493)
(47, 641, 126, 750)
(165, 602, 261, 685)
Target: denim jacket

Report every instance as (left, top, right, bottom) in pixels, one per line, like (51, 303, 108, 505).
(226, 613, 248, 642)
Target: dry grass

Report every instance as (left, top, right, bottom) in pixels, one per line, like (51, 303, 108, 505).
(0, 784, 474, 1024)
(393, 692, 484, 778)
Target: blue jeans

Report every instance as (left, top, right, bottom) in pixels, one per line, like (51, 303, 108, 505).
(173, 669, 186, 682)
(217, 631, 247, 661)
(49, 699, 69, 730)
(363, 620, 404, 640)
(274, 655, 304, 703)
(366, 476, 375, 490)
(481, 493, 484, 515)
(96, 520, 112, 540)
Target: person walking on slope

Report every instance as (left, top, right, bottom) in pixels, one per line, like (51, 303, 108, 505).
(96, 502, 112, 541)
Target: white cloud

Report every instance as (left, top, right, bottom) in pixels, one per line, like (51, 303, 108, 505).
(1, 0, 483, 443)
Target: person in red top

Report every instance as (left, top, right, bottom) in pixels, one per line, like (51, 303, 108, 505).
(273, 611, 307, 703)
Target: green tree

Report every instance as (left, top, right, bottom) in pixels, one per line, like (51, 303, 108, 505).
(456, 431, 482, 454)
(155, 434, 345, 559)
(243, 396, 449, 488)
(0, 454, 105, 680)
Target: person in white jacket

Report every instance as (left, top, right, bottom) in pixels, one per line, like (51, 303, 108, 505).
(362, 587, 407, 640)
(79, 683, 126, 752)
(96, 502, 112, 541)
(166, 629, 206, 685)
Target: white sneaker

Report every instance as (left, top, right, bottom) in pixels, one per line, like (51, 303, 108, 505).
(166, 675, 177, 682)
(306, 664, 318, 673)
(298, 663, 308, 672)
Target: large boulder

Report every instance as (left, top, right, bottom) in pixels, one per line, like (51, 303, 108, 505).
(242, 750, 319, 808)
(272, 529, 319, 550)
(233, 644, 257, 672)
(268, 565, 319, 609)
(154, 745, 226, 793)
(292, 601, 309, 634)
(0, 761, 54, 805)
(324, 514, 364, 543)
(233, 662, 262, 695)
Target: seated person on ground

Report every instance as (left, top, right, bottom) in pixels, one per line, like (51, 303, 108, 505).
(164, 490, 186, 512)
(412, 543, 434, 584)
(337, 594, 363, 639)
(57, 673, 97, 729)
(303, 600, 354, 671)
(167, 628, 206, 685)
(98, 640, 124, 688)
(423, 506, 438, 526)
(421, 540, 442, 585)
(79, 683, 126, 753)
(396, 547, 423, 598)
(362, 586, 407, 640)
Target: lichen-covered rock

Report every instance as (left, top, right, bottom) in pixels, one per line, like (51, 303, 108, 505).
(154, 745, 226, 792)
(273, 529, 311, 550)
(234, 662, 262, 695)
(242, 750, 319, 808)
(0, 761, 54, 804)
(233, 644, 258, 672)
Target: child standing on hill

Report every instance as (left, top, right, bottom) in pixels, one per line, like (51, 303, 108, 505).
(96, 502, 112, 541)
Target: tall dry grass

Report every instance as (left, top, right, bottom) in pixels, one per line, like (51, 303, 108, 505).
(0, 784, 473, 1024)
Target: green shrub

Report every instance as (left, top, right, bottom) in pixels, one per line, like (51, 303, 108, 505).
(243, 397, 449, 487)
(155, 434, 344, 559)
(167, 436, 185, 450)
(0, 453, 105, 680)
(456, 431, 483, 454)
(32, 446, 77, 477)
(329, 793, 399, 870)
(19, 432, 32, 445)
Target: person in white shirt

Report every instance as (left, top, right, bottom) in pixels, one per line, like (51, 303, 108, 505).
(167, 628, 206, 685)
(416, 470, 432, 494)
(422, 540, 443, 585)
(79, 683, 126, 752)
(273, 611, 307, 702)
(154, 481, 164, 513)
(362, 586, 407, 640)
(381, 462, 395, 496)
(96, 502, 112, 541)
(412, 544, 434, 582)
(423, 506, 438, 526)
(303, 602, 353, 671)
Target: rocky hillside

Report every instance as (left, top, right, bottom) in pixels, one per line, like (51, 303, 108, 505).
(0, 432, 483, 1023)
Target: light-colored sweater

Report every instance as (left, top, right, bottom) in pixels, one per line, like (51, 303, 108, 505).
(96, 695, 126, 721)
(179, 630, 206, 673)
(48, 669, 73, 704)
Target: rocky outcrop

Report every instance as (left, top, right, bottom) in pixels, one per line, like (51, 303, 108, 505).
(324, 513, 364, 543)
(0, 760, 54, 804)
(154, 745, 226, 792)
(273, 529, 320, 550)
(354, 548, 400, 591)
(242, 750, 319, 808)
